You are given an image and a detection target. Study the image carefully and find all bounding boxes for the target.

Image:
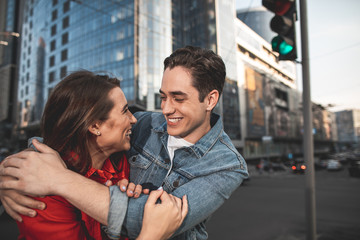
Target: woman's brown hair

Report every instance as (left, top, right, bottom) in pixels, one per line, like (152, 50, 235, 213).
(41, 70, 120, 174)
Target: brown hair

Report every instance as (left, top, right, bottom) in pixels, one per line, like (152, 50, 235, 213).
(41, 70, 120, 174)
(163, 45, 226, 101)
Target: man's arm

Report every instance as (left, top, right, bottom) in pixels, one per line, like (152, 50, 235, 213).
(0, 140, 110, 224)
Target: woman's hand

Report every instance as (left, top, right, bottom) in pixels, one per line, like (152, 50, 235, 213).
(116, 179, 149, 198)
(137, 189, 188, 240)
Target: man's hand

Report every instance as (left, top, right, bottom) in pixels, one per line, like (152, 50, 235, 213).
(0, 175, 46, 221)
(0, 139, 67, 196)
(137, 189, 188, 240)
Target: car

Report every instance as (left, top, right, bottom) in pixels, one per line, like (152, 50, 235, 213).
(348, 161, 360, 178)
(326, 160, 343, 171)
(291, 162, 306, 174)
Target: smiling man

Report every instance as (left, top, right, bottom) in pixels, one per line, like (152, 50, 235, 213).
(0, 46, 248, 239)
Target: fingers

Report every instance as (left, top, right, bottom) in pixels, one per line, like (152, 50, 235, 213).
(2, 198, 23, 222)
(146, 188, 164, 205)
(142, 189, 150, 195)
(105, 180, 113, 187)
(181, 195, 188, 220)
(32, 139, 56, 154)
(126, 183, 142, 198)
(0, 166, 22, 179)
(117, 179, 128, 192)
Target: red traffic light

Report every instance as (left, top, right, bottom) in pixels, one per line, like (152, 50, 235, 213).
(262, 0, 294, 16)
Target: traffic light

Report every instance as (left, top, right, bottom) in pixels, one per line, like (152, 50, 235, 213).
(262, 0, 297, 61)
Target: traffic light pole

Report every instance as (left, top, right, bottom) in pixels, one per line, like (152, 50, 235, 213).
(299, 0, 317, 239)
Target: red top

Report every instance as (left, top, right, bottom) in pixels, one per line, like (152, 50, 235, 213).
(17, 152, 129, 240)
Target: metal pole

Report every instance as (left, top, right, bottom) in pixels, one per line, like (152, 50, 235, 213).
(299, 0, 317, 239)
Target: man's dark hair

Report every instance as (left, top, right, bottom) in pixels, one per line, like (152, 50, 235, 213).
(163, 46, 226, 102)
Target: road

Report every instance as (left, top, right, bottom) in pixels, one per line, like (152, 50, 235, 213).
(206, 166, 360, 240)
(1, 166, 360, 239)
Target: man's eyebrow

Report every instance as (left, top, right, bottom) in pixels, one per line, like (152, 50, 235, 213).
(159, 89, 187, 96)
(121, 104, 129, 113)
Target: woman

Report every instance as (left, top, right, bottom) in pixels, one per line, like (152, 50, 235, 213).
(16, 71, 187, 240)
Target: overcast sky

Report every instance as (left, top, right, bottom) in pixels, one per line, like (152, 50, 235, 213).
(236, 0, 360, 112)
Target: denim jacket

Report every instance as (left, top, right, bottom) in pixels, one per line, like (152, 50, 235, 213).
(108, 112, 248, 239)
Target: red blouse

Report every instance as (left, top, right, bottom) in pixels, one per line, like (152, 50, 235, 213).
(17, 152, 129, 240)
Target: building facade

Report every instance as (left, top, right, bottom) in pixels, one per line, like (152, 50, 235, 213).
(336, 109, 360, 150)
(0, 0, 23, 151)
(16, 0, 171, 145)
(1, 0, 354, 158)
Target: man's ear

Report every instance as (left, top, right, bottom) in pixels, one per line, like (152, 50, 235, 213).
(88, 122, 101, 136)
(206, 90, 219, 111)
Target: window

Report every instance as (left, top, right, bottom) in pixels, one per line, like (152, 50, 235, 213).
(52, 10, 57, 21)
(49, 71, 55, 83)
(60, 66, 67, 78)
(29, 21, 33, 29)
(50, 40, 56, 51)
(49, 55, 55, 67)
(25, 86, 29, 95)
(26, 72, 29, 82)
(61, 49, 68, 61)
(51, 25, 57, 36)
(28, 46, 31, 55)
(52, 0, 58, 6)
(62, 32, 68, 45)
(62, 16, 69, 29)
(27, 59, 30, 68)
(28, 33, 32, 42)
(63, 1, 70, 13)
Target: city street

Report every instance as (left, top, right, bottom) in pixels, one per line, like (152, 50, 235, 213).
(207, 165, 360, 240)
(1, 165, 360, 239)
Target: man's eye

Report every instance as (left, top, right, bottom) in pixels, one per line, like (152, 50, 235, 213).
(175, 98, 184, 102)
(160, 96, 166, 100)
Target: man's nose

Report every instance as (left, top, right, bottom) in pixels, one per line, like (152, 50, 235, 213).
(162, 99, 175, 115)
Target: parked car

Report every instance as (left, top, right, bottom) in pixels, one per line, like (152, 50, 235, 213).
(348, 161, 360, 178)
(291, 162, 306, 174)
(326, 160, 343, 171)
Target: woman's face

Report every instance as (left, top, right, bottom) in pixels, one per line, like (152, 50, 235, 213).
(95, 87, 137, 154)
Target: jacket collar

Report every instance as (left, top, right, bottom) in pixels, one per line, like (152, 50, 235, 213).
(153, 113, 223, 159)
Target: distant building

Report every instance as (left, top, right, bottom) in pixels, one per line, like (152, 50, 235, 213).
(336, 109, 360, 150)
(16, 0, 172, 143)
(236, 7, 276, 44)
(0, 0, 23, 151)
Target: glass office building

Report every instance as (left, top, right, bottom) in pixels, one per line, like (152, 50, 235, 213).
(16, 0, 242, 141)
(18, 0, 171, 129)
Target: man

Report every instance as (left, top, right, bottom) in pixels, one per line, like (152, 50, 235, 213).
(0, 46, 248, 239)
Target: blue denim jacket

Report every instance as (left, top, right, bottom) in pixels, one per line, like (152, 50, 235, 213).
(108, 112, 248, 239)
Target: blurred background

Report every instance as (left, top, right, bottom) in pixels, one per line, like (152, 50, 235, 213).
(0, 0, 359, 239)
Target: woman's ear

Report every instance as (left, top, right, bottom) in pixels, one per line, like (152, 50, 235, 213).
(88, 122, 101, 136)
(206, 90, 219, 111)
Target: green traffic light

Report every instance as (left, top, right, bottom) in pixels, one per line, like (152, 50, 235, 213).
(271, 36, 293, 55)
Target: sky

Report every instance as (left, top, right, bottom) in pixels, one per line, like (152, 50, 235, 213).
(236, 0, 360, 112)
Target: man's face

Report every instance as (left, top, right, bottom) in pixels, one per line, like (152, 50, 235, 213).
(160, 66, 211, 143)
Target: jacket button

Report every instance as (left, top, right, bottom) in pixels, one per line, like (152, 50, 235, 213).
(164, 158, 170, 164)
(173, 179, 179, 188)
(131, 156, 136, 162)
